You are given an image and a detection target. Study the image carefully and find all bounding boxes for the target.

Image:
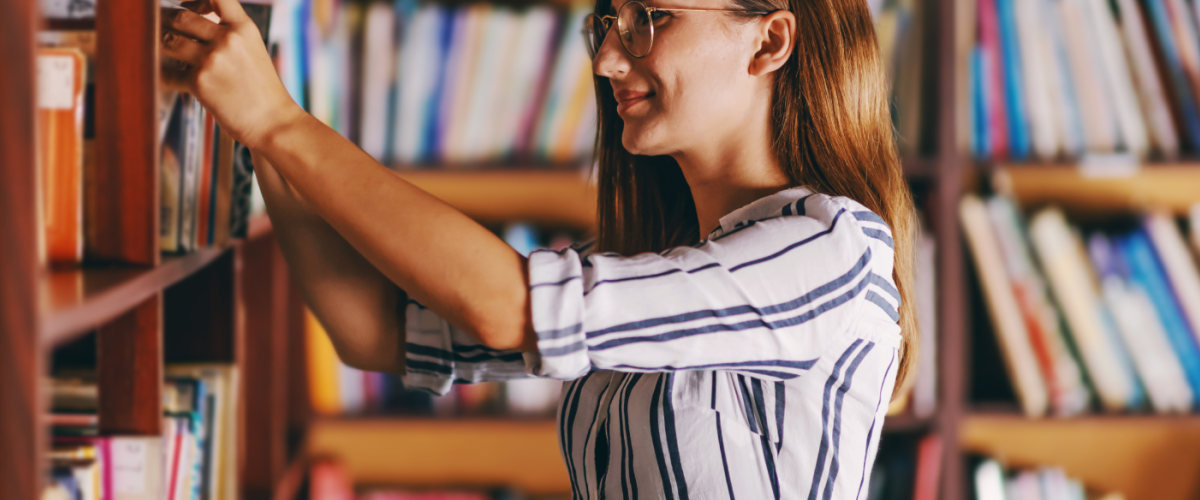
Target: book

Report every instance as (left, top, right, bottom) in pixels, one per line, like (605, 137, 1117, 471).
(1089, 232, 1193, 412)
(177, 95, 204, 253)
(997, 0, 1032, 159)
(37, 47, 87, 265)
(160, 96, 186, 254)
(1114, 0, 1180, 157)
(961, 194, 1049, 416)
(912, 229, 938, 418)
(1029, 207, 1140, 411)
(979, 0, 1012, 157)
(911, 434, 943, 500)
(166, 364, 239, 500)
(358, 1, 395, 161)
(1139, 0, 1200, 150)
(1083, 0, 1148, 156)
(987, 197, 1089, 416)
(1144, 212, 1200, 352)
(1116, 229, 1200, 406)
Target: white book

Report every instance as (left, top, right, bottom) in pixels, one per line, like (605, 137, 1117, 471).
(1115, 0, 1180, 157)
(459, 9, 517, 163)
(1013, 471, 1044, 500)
(1041, 0, 1086, 156)
(1082, 0, 1149, 157)
(1029, 207, 1135, 411)
(912, 230, 938, 418)
(1015, 0, 1061, 158)
(1057, 0, 1118, 152)
(393, 5, 445, 164)
(498, 8, 558, 157)
(974, 460, 1008, 500)
(961, 195, 1049, 417)
(359, 2, 396, 161)
(1038, 468, 1073, 500)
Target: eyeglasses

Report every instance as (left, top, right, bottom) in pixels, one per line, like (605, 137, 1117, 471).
(583, 1, 772, 59)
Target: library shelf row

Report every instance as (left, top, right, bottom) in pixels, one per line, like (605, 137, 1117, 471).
(988, 162, 1200, 216)
(41, 246, 230, 347)
(960, 412, 1200, 500)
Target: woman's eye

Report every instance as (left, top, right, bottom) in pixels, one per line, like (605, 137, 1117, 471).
(649, 10, 671, 22)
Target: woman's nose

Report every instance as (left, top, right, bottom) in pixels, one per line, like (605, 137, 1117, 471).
(593, 26, 631, 79)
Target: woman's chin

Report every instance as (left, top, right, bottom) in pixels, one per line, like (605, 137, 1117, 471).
(620, 125, 665, 156)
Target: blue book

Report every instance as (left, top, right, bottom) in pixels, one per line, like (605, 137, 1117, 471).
(1117, 230, 1200, 403)
(1085, 233, 1147, 410)
(995, 0, 1030, 159)
(424, 6, 457, 162)
(971, 47, 990, 159)
(1140, 0, 1200, 150)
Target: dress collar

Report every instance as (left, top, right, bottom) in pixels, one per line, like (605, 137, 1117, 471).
(709, 185, 814, 238)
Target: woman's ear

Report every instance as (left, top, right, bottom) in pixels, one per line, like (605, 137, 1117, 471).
(749, 10, 795, 76)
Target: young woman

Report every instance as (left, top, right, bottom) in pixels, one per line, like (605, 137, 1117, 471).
(162, 0, 918, 495)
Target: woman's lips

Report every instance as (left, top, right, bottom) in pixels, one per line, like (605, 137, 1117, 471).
(615, 90, 653, 115)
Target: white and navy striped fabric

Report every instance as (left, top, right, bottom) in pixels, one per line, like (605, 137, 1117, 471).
(401, 186, 902, 499)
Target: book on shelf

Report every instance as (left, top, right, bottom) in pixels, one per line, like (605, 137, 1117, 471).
(863, 433, 942, 500)
(912, 227, 939, 419)
(964, 193, 1200, 416)
(964, 0, 1200, 160)
(972, 457, 1125, 500)
(872, 0, 934, 155)
(274, 0, 596, 167)
(45, 364, 239, 500)
(36, 46, 87, 266)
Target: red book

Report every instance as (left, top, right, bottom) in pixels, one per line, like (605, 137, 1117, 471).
(912, 433, 944, 500)
(977, 0, 1009, 158)
(37, 48, 86, 265)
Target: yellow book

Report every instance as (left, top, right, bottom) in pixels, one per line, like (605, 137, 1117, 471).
(306, 309, 343, 416)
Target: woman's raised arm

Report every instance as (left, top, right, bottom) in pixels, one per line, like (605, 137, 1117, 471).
(160, 0, 538, 351)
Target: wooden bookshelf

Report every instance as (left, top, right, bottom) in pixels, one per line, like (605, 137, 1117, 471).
(961, 412, 1200, 500)
(306, 418, 571, 495)
(992, 163, 1200, 216)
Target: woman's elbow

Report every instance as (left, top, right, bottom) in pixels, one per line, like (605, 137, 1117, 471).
(326, 328, 405, 373)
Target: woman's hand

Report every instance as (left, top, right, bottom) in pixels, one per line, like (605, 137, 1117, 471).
(160, 0, 306, 149)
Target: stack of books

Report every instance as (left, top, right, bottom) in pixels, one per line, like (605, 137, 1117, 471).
(962, 194, 1200, 416)
(45, 365, 240, 500)
(967, 0, 1200, 160)
(270, 0, 596, 167)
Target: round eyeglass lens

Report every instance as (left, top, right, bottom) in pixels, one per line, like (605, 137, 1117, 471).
(617, 1, 653, 57)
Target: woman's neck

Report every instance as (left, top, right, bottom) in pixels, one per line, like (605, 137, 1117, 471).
(671, 121, 791, 239)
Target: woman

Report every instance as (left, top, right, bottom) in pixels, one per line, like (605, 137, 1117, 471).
(162, 0, 918, 495)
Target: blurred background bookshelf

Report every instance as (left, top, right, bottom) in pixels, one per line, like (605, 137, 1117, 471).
(8, 0, 1200, 495)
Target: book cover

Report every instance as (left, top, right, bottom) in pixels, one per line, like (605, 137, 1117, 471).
(160, 97, 186, 254)
(1116, 229, 1200, 405)
(1083, 0, 1149, 157)
(37, 48, 86, 265)
(1115, 0, 1180, 157)
(1089, 232, 1193, 413)
(988, 197, 1090, 415)
(961, 195, 1049, 416)
(358, 1, 395, 161)
(1029, 207, 1138, 411)
(979, 0, 1012, 158)
(1139, 0, 1200, 149)
(997, 0, 1032, 159)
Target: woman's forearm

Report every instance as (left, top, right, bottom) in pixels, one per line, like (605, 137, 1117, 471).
(255, 114, 536, 351)
(253, 153, 409, 372)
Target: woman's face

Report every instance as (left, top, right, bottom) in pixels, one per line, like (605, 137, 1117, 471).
(593, 0, 767, 157)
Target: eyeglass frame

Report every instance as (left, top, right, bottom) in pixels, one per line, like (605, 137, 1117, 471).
(584, 1, 775, 59)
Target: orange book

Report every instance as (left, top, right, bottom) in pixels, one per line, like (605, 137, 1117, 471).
(37, 48, 86, 265)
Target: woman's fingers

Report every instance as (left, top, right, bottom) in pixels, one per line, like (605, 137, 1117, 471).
(164, 8, 221, 42)
(161, 57, 195, 92)
(161, 30, 209, 67)
(180, 0, 215, 15)
(207, 0, 250, 26)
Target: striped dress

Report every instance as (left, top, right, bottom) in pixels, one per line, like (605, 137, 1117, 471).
(402, 186, 902, 500)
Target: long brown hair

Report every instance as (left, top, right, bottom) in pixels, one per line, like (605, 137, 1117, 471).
(588, 0, 919, 400)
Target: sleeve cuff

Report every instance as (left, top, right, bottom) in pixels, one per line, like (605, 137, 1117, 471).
(526, 248, 591, 379)
(400, 301, 456, 396)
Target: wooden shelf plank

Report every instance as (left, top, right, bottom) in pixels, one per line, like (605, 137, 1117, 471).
(394, 169, 597, 230)
(961, 412, 1200, 500)
(40, 247, 228, 346)
(305, 418, 569, 495)
(993, 164, 1200, 216)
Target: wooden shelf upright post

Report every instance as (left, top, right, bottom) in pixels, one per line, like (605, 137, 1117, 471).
(0, 0, 44, 496)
